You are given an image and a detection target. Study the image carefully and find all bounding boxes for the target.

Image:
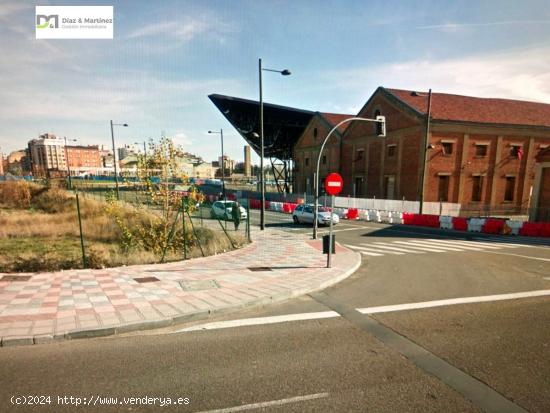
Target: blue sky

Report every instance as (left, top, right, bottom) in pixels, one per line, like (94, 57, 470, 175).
(1, 0, 550, 163)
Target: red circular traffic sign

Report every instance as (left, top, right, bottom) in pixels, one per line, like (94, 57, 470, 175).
(324, 173, 343, 196)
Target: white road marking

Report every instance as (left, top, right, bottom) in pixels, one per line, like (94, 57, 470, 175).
(175, 311, 339, 332)
(345, 244, 404, 255)
(356, 289, 550, 314)
(403, 240, 467, 251)
(194, 393, 330, 413)
(370, 242, 425, 254)
(470, 238, 524, 248)
(359, 251, 384, 256)
(174, 290, 550, 333)
(392, 241, 447, 252)
(481, 251, 550, 262)
(428, 239, 501, 250)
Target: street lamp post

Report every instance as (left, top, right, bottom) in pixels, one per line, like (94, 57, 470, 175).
(110, 120, 128, 200)
(208, 129, 226, 200)
(313, 116, 386, 239)
(134, 139, 148, 177)
(258, 58, 291, 230)
(416, 89, 432, 215)
(64, 136, 77, 190)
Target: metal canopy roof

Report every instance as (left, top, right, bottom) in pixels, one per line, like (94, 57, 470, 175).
(208, 94, 314, 160)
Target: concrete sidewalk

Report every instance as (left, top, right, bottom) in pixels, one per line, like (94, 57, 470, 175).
(0, 229, 360, 346)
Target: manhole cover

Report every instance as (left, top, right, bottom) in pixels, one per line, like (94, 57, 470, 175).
(247, 267, 273, 272)
(1, 275, 32, 282)
(134, 276, 160, 283)
(179, 279, 220, 291)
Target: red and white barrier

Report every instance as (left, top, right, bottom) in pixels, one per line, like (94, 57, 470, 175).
(439, 216, 453, 230)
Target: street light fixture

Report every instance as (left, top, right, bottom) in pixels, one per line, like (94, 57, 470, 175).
(110, 120, 128, 200)
(258, 58, 291, 230)
(64, 136, 77, 190)
(208, 129, 226, 200)
(412, 89, 432, 214)
(312, 116, 386, 239)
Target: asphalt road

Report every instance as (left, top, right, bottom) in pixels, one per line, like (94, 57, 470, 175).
(1, 211, 549, 412)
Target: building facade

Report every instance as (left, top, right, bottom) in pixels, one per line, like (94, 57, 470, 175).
(531, 148, 550, 221)
(66, 145, 102, 169)
(28, 133, 66, 176)
(293, 112, 353, 195)
(294, 87, 550, 214)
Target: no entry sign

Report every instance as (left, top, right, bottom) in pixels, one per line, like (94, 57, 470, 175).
(324, 173, 343, 196)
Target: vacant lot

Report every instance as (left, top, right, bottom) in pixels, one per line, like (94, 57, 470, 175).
(0, 181, 244, 273)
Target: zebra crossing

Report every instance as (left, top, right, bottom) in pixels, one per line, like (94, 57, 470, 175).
(344, 238, 546, 257)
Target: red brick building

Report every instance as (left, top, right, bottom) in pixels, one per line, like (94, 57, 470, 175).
(531, 147, 550, 221)
(294, 87, 550, 214)
(293, 112, 352, 194)
(66, 145, 102, 169)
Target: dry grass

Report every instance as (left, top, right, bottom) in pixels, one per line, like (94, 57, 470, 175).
(0, 181, 248, 272)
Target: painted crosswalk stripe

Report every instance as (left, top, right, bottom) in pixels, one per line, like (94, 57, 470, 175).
(346, 244, 404, 255)
(467, 238, 519, 248)
(402, 240, 468, 251)
(370, 242, 425, 254)
(359, 251, 384, 256)
(427, 239, 502, 250)
(392, 241, 447, 252)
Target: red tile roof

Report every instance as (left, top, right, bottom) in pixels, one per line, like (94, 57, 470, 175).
(386, 88, 550, 128)
(319, 112, 355, 133)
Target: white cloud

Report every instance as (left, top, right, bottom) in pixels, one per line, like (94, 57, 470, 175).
(319, 45, 550, 104)
(0, 2, 32, 20)
(125, 15, 236, 46)
(416, 20, 550, 32)
(171, 132, 194, 147)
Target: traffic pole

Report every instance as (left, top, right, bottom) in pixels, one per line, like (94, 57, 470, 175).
(327, 194, 334, 268)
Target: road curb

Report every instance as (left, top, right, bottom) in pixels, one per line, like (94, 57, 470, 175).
(0, 248, 361, 347)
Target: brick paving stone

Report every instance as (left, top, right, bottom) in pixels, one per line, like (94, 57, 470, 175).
(0, 227, 359, 345)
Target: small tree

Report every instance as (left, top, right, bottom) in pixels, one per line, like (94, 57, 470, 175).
(106, 136, 204, 261)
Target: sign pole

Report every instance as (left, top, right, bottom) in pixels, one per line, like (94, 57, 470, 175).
(327, 194, 334, 268)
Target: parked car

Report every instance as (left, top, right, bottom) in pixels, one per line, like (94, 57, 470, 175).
(292, 204, 339, 226)
(210, 200, 247, 220)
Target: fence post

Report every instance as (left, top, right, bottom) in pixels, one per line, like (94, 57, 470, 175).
(215, 212, 236, 249)
(186, 210, 205, 257)
(75, 192, 87, 269)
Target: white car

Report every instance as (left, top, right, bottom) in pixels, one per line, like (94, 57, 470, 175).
(211, 201, 247, 220)
(292, 204, 340, 226)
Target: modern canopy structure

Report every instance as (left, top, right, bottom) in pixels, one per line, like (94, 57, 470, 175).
(208, 94, 314, 193)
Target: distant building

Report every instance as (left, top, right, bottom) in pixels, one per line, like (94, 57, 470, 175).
(218, 155, 235, 175)
(66, 145, 102, 170)
(194, 162, 215, 178)
(117, 145, 136, 161)
(28, 133, 66, 176)
(6, 150, 30, 174)
(119, 154, 139, 171)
